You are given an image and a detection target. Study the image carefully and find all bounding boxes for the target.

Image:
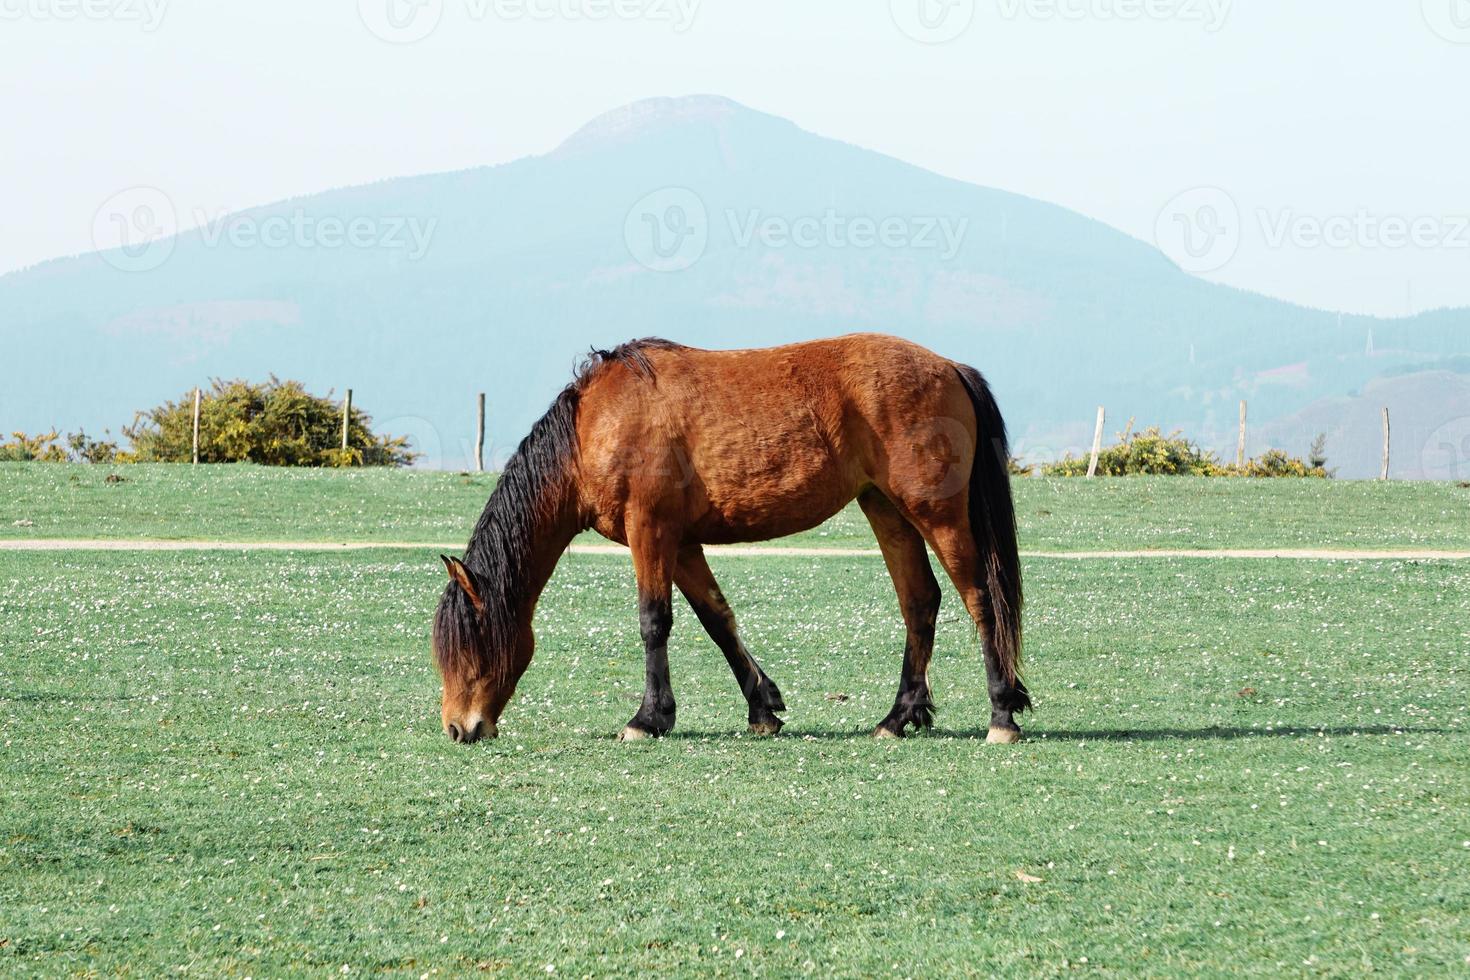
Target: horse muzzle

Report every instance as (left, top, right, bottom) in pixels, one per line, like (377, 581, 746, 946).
(446, 717, 496, 743)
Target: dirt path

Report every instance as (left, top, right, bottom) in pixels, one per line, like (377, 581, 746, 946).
(1, 539, 1467, 560)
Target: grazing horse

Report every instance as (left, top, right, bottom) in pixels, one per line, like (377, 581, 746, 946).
(433, 334, 1029, 744)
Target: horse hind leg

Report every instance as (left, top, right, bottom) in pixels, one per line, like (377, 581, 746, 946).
(858, 490, 942, 738)
(674, 545, 786, 735)
(917, 519, 1030, 744)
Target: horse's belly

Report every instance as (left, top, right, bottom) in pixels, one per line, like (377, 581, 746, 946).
(686, 433, 858, 544)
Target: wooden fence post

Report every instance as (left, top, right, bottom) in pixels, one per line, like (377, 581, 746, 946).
(192, 387, 201, 465)
(1381, 407, 1391, 481)
(1237, 400, 1247, 468)
(475, 393, 486, 473)
(1086, 406, 1105, 478)
(341, 389, 352, 452)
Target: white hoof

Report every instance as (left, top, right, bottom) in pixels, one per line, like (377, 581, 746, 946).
(618, 726, 652, 741)
(986, 726, 1022, 745)
(873, 726, 902, 740)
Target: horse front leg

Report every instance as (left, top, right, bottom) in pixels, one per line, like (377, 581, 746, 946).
(619, 517, 679, 740)
(675, 544, 786, 735)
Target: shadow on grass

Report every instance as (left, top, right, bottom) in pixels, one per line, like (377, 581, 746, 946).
(1018, 725, 1444, 742)
(3, 691, 146, 704)
(659, 724, 1445, 742)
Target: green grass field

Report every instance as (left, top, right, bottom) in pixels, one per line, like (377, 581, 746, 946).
(4, 463, 1469, 550)
(2, 468, 1468, 974)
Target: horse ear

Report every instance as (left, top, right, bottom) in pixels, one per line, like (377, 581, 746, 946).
(440, 554, 484, 612)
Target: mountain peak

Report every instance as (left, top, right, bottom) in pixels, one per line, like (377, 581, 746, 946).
(552, 95, 752, 156)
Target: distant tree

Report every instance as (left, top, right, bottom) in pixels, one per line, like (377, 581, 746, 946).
(123, 378, 417, 467)
(1308, 433, 1330, 473)
(67, 430, 119, 465)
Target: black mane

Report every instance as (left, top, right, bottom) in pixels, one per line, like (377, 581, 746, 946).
(433, 339, 680, 680)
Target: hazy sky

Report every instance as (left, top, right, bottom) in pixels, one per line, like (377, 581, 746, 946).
(4, 0, 1468, 316)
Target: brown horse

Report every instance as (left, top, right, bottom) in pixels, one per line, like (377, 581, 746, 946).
(433, 334, 1028, 745)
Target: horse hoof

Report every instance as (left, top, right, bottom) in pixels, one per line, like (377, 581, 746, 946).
(618, 726, 653, 741)
(748, 719, 783, 737)
(873, 725, 903, 740)
(986, 726, 1022, 744)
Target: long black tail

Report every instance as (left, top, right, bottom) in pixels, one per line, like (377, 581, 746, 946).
(952, 365, 1025, 692)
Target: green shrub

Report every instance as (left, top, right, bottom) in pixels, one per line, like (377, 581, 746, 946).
(2, 430, 123, 463)
(1238, 449, 1321, 478)
(122, 378, 417, 467)
(1044, 427, 1219, 476)
(0, 430, 68, 462)
(1042, 426, 1328, 478)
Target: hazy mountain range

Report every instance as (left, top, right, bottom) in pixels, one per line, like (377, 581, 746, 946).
(4, 95, 1467, 478)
